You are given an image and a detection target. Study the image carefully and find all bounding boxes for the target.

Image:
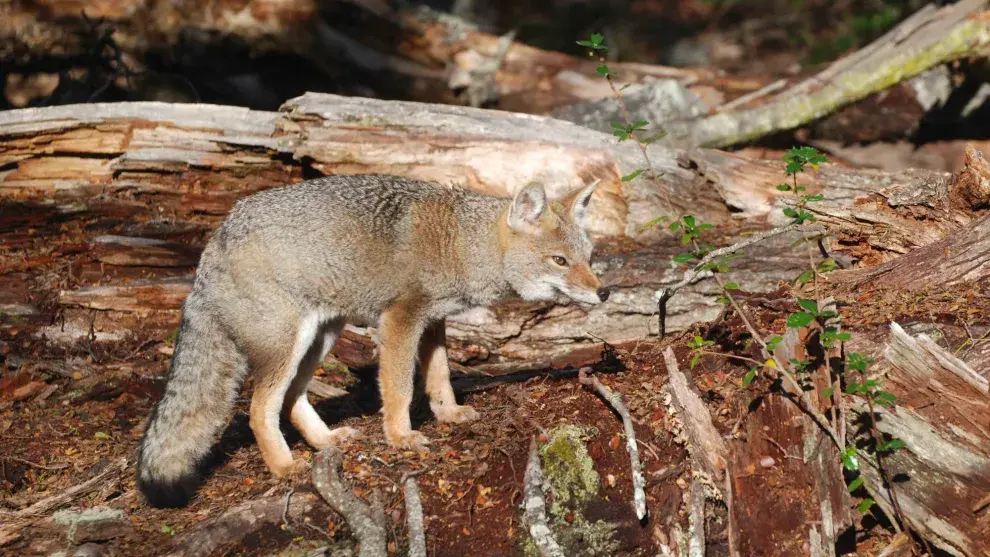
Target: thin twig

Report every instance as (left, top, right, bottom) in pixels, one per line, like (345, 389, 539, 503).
(578, 369, 648, 521)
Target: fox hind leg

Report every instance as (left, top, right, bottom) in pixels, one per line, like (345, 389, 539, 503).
(284, 318, 359, 449)
(419, 320, 478, 424)
(248, 311, 321, 477)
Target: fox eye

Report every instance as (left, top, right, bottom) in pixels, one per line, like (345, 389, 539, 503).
(551, 256, 568, 267)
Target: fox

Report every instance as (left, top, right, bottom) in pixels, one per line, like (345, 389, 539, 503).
(136, 174, 609, 507)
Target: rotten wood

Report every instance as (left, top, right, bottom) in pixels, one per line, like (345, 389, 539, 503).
(0, 458, 128, 546)
(663, 347, 728, 487)
(165, 492, 322, 557)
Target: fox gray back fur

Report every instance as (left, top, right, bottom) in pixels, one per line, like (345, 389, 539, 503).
(137, 174, 606, 507)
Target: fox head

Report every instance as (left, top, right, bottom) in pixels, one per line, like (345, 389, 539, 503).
(501, 180, 609, 306)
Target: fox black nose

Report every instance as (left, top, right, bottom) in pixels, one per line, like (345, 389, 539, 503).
(597, 287, 610, 302)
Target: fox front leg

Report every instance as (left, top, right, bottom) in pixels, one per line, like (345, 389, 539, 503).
(378, 303, 430, 450)
(419, 320, 479, 424)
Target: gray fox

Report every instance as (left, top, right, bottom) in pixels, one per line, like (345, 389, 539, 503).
(136, 174, 608, 507)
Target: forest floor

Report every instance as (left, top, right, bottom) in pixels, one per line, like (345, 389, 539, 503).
(3, 225, 988, 556)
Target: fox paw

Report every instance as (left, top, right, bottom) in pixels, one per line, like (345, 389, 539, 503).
(271, 458, 310, 479)
(312, 426, 361, 450)
(432, 403, 480, 424)
(385, 430, 430, 451)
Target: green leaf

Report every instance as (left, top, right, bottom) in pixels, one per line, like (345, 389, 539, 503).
(690, 353, 701, 369)
(847, 476, 865, 492)
(669, 221, 681, 231)
(846, 352, 873, 372)
(576, 40, 595, 48)
(844, 381, 865, 395)
(683, 215, 696, 228)
(841, 447, 859, 472)
(804, 193, 824, 202)
(785, 161, 804, 175)
(596, 63, 609, 77)
(162, 523, 176, 536)
(822, 387, 834, 398)
(776, 184, 792, 192)
(767, 336, 783, 352)
(636, 215, 666, 232)
(882, 438, 906, 452)
(796, 269, 814, 285)
(782, 207, 799, 218)
(621, 169, 645, 182)
(857, 498, 875, 513)
(836, 332, 852, 341)
(590, 33, 604, 46)
(787, 312, 815, 328)
(742, 368, 757, 387)
(631, 120, 649, 130)
(672, 253, 695, 264)
(797, 298, 819, 313)
(874, 391, 898, 407)
(94, 431, 111, 440)
(697, 223, 713, 231)
(642, 131, 669, 144)
(724, 282, 739, 290)
(817, 258, 837, 272)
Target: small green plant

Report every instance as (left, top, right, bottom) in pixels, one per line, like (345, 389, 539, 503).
(578, 33, 908, 529)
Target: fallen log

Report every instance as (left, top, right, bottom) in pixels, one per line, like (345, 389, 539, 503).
(661, 0, 990, 148)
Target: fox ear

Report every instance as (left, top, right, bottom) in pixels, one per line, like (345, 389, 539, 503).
(565, 179, 600, 227)
(508, 182, 547, 230)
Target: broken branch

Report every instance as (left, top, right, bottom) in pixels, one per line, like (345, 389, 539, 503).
(578, 369, 648, 521)
(312, 448, 388, 557)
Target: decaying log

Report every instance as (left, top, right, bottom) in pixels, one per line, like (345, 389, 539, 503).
(662, 0, 990, 148)
(4, 95, 985, 362)
(166, 492, 322, 557)
(843, 322, 990, 557)
(833, 212, 990, 290)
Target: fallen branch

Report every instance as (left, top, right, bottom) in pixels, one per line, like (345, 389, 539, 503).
(312, 448, 388, 557)
(402, 470, 427, 557)
(522, 437, 565, 557)
(665, 0, 990, 147)
(578, 369, 647, 521)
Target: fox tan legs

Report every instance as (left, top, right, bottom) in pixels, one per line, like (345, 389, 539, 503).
(419, 321, 479, 424)
(378, 304, 430, 449)
(249, 313, 355, 477)
(284, 319, 358, 450)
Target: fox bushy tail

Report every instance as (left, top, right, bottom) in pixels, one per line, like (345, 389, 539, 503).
(137, 306, 247, 508)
